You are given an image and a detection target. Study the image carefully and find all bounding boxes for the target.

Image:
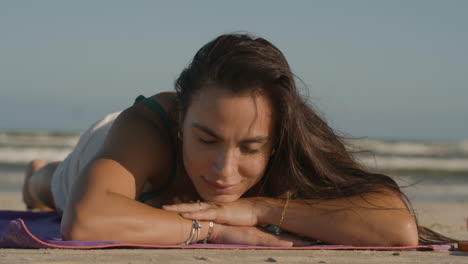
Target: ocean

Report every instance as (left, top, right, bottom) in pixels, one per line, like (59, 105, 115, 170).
(1, 131, 467, 202)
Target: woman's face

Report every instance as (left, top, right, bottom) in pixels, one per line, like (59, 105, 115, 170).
(182, 86, 275, 203)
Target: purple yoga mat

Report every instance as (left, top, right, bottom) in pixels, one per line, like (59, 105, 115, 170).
(0, 210, 453, 250)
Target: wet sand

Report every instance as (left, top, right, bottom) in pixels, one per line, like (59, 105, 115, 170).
(1, 192, 467, 263)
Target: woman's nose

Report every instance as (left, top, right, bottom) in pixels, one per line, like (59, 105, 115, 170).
(212, 148, 238, 182)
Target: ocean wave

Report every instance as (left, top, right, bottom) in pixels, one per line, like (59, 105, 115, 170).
(1, 131, 467, 173)
(0, 131, 79, 148)
(358, 156, 468, 173)
(349, 139, 468, 157)
(0, 132, 79, 165)
(0, 146, 73, 165)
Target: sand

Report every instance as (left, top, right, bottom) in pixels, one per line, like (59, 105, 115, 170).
(1, 192, 467, 264)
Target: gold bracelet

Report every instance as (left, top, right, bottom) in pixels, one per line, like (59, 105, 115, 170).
(278, 192, 290, 226)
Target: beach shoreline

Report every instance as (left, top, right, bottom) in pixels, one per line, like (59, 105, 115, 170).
(1, 191, 467, 263)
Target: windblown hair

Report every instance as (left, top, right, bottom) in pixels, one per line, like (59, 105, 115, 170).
(174, 33, 456, 245)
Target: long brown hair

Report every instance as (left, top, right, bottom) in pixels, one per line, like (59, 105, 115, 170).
(174, 33, 456, 245)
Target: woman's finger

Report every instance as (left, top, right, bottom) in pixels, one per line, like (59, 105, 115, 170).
(253, 229, 293, 247)
(262, 236, 293, 247)
(254, 228, 314, 247)
(275, 232, 316, 247)
(180, 208, 220, 222)
(280, 236, 315, 247)
(162, 204, 196, 212)
(162, 202, 211, 212)
(259, 238, 293, 247)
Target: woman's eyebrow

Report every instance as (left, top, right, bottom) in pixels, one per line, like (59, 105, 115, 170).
(241, 136, 269, 144)
(192, 122, 269, 143)
(192, 122, 221, 139)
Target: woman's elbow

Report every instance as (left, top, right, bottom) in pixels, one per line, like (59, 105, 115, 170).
(61, 215, 93, 241)
(60, 207, 101, 241)
(61, 224, 87, 241)
(393, 218, 419, 247)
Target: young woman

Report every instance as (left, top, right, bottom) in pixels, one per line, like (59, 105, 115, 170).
(24, 33, 434, 247)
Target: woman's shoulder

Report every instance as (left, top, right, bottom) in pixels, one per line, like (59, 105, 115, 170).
(148, 91, 177, 111)
(127, 92, 178, 129)
(98, 91, 178, 160)
(95, 93, 177, 192)
(118, 92, 176, 132)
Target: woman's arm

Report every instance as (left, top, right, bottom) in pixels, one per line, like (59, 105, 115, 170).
(164, 191, 418, 246)
(60, 105, 194, 244)
(61, 159, 302, 246)
(256, 191, 418, 246)
(61, 158, 197, 244)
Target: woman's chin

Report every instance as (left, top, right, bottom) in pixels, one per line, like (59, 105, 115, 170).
(201, 193, 242, 203)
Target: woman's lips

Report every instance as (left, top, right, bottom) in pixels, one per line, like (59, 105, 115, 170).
(202, 177, 238, 194)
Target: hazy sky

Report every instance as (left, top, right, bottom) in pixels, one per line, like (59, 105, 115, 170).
(1, 1, 467, 141)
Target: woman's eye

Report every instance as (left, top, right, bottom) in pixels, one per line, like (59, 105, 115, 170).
(198, 137, 216, 144)
(241, 146, 259, 154)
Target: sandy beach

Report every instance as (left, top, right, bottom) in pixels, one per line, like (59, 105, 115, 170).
(1, 192, 467, 264)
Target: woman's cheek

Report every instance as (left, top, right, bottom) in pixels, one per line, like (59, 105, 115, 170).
(240, 154, 269, 181)
(183, 138, 210, 176)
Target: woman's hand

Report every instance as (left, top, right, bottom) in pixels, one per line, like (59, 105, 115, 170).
(162, 198, 266, 226)
(211, 224, 313, 247)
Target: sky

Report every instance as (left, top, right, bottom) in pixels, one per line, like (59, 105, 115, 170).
(1, 0, 467, 141)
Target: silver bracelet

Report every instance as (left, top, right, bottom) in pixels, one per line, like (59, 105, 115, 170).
(203, 221, 214, 244)
(184, 220, 202, 245)
(194, 220, 202, 243)
(184, 220, 196, 245)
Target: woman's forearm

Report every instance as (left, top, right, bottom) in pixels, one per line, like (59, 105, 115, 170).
(61, 192, 211, 245)
(256, 193, 418, 246)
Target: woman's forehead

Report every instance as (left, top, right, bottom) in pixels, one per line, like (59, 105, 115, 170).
(186, 87, 274, 138)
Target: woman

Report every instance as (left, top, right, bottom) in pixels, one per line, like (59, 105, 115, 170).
(23, 33, 428, 247)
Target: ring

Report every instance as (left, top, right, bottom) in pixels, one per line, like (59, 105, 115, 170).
(197, 200, 202, 210)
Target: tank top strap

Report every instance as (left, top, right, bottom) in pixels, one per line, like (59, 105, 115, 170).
(134, 95, 177, 203)
(134, 95, 171, 129)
